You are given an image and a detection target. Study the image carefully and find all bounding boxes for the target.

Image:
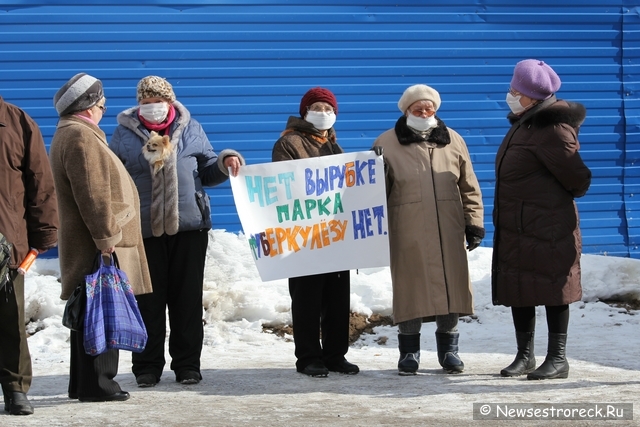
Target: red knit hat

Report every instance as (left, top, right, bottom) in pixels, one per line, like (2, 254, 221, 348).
(299, 87, 338, 117)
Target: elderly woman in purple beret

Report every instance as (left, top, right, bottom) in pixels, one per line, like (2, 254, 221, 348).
(493, 60, 592, 380)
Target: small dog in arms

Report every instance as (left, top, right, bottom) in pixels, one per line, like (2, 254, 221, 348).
(142, 131, 173, 175)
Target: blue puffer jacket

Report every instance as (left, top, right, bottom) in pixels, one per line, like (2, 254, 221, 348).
(109, 101, 242, 239)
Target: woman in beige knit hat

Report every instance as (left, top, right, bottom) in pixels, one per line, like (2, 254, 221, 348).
(372, 84, 484, 376)
(109, 76, 244, 387)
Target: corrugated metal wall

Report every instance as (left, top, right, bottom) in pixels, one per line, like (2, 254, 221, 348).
(1, 1, 638, 256)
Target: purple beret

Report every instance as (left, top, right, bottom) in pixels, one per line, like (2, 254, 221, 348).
(510, 59, 561, 100)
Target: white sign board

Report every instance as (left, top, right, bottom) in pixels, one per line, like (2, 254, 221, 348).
(230, 151, 390, 281)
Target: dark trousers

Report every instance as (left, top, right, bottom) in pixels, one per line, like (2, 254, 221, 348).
(511, 305, 570, 334)
(0, 273, 32, 394)
(289, 271, 350, 371)
(68, 330, 121, 398)
(132, 230, 208, 379)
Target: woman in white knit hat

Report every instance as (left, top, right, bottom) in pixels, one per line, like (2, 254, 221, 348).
(109, 76, 244, 388)
(372, 84, 484, 375)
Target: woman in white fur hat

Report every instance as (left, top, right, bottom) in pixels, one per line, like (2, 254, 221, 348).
(372, 84, 484, 376)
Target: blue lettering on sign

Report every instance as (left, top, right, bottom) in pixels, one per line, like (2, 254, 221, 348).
(351, 205, 386, 240)
(305, 159, 379, 197)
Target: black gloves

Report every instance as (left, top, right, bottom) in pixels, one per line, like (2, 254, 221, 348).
(465, 225, 485, 251)
(371, 146, 383, 156)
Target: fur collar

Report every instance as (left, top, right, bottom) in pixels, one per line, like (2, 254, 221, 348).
(508, 97, 586, 130)
(116, 100, 191, 146)
(394, 115, 451, 146)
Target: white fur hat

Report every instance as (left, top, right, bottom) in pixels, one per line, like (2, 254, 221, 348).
(397, 84, 441, 113)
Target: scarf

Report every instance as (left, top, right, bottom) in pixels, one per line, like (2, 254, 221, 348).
(138, 104, 176, 134)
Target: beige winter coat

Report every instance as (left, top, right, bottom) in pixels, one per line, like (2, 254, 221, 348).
(49, 116, 152, 299)
(373, 116, 484, 324)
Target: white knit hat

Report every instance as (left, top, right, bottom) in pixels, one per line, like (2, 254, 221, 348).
(397, 84, 441, 113)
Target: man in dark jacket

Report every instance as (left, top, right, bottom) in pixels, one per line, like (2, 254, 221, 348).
(0, 96, 59, 415)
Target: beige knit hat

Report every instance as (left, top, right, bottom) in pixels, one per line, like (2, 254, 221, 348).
(137, 76, 176, 103)
(397, 84, 441, 113)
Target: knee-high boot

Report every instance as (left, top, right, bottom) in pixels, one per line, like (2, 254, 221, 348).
(435, 332, 464, 373)
(501, 331, 536, 377)
(527, 332, 569, 380)
(397, 333, 420, 376)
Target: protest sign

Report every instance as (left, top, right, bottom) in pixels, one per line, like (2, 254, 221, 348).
(230, 151, 390, 281)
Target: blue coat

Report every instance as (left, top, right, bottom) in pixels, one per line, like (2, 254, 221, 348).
(109, 101, 242, 239)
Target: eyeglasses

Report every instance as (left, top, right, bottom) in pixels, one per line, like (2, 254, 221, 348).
(508, 88, 521, 97)
(307, 105, 334, 113)
(409, 108, 435, 117)
(96, 104, 107, 113)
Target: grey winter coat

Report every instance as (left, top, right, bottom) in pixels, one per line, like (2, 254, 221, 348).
(492, 96, 592, 307)
(109, 101, 243, 238)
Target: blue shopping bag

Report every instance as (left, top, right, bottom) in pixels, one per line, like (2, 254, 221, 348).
(83, 252, 147, 355)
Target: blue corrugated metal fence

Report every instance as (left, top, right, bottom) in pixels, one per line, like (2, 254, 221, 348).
(1, 1, 638, 256)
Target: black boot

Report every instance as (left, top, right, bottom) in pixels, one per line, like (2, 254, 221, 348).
(527, 333, 569, 380)
(397, 333, 420, 375)
(435, 332, 464, 373)
(501, 331, 536, 377)
(4, 391, 34, 415)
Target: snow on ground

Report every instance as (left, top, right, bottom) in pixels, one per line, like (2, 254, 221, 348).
(2, 230, 639, 426)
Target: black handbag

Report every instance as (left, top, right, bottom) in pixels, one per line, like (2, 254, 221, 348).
(62, 252, 100, 331)
(62, 281, 85, 331)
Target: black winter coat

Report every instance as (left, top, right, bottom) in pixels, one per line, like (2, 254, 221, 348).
(492, 96, 592, 307)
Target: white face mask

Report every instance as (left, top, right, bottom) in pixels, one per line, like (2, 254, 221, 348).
(406, 114, 437, 132)
(139, 103, 169, 124)
(506, 93, 526, 115)
(305, 111, 336, 131)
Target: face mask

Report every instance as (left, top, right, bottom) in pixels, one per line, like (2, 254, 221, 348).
(406, 114, 437, 132)
(305, 111, 336, 131)
(506, 93, 526, 115)
(139, 103, 169, 124)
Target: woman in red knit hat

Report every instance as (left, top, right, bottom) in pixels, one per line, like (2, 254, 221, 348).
(272, 87, 359, 377)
